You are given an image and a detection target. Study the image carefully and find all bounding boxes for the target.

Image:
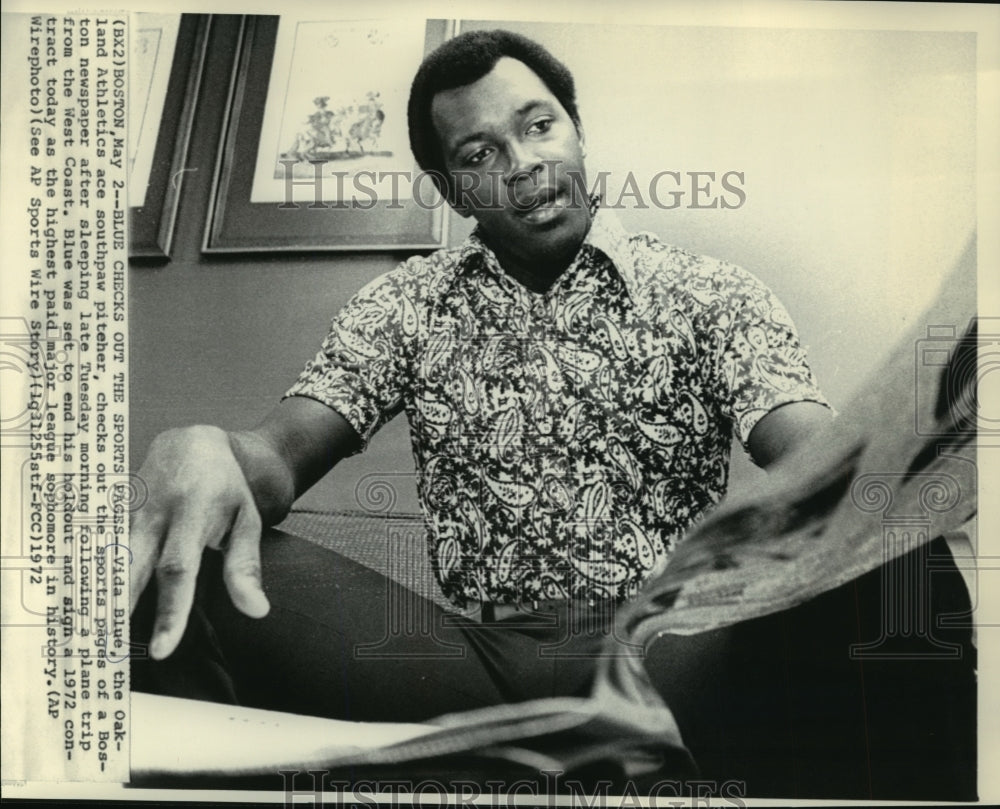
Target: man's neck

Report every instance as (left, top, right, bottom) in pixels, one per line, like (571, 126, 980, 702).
(480, 220, 592, 295)
(491, 249, 573, 294)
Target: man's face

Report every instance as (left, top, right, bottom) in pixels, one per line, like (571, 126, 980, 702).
(431, 57, 590, 267)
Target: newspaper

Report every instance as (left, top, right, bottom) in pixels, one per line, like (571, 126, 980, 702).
(1, 1, 997, 803)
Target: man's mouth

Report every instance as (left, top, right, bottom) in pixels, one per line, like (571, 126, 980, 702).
(514, 186, 564, 224)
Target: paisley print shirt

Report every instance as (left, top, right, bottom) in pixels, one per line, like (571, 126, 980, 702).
(286, 205, 830, 606)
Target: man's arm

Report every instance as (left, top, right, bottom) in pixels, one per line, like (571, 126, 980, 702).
(129, 396, 360, 660)
(747, 400, 834, 470)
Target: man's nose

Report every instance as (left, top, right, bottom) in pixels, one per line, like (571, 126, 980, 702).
(502, 140, 542, 185)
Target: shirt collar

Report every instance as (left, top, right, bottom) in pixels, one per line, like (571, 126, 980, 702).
(452, 198, 641, 301)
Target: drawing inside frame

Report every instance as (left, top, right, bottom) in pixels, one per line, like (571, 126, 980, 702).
(204, 16, 452, 253)
(251, 18, 428, 205)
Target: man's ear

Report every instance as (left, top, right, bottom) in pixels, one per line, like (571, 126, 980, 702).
(576, 122, 587, 158)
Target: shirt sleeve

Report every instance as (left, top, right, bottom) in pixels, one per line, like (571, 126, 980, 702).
(702, 263, 832, 452)
(283, 270, 412, 454)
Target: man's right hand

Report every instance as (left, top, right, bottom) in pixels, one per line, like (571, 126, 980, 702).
(128, 397, 362, 660)
(129, 425, 270, 660)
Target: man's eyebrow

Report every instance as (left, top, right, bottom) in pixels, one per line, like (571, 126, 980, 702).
(447, 100, 554, 158)
(449, 130, 490, 159)
(514, 99, 550, 119)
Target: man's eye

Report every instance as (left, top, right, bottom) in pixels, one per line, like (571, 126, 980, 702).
(527, 118, 554, 135)
(464, 147, 492, 166)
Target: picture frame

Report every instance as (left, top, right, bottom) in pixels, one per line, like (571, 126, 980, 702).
(203, 15, 453, 253)
(129, 14, 210, 260)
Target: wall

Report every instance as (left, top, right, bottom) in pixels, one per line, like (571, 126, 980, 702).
(130, 15, 976, 514)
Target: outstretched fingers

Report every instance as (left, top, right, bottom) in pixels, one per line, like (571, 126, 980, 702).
(223, 501, 270, 619)
(148, 508, 225, 660)
(129, 511, 164, 615)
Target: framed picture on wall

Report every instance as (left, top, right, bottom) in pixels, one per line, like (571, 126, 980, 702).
(203, 15, 453, 253)
(129, 14, 210, 260)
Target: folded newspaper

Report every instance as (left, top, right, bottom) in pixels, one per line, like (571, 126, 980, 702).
(132, 243, 977, 782)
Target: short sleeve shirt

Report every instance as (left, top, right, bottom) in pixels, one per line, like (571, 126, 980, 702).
(285, 204, 830, 606)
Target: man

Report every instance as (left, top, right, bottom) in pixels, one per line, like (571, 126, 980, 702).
(131, 30, 831, 726)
